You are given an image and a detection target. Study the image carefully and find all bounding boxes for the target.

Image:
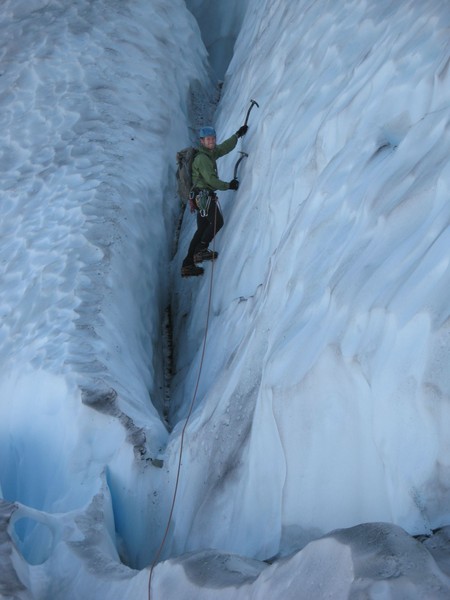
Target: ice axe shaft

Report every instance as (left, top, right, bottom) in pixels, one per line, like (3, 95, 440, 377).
(243, 98, 259, 127)
(233, 151, 248, 180)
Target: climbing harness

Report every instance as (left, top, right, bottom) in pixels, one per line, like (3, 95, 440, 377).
(195, 189, 212, 217)
(189, 189, 218, 217)
(148, 206, 219, 600)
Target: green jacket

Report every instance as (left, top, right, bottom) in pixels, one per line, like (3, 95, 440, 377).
(192, 134, 238, 191)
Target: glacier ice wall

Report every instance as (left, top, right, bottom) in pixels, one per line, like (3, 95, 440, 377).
(169, 0, 450, 558)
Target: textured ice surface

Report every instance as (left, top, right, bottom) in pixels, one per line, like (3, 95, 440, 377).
(0, 0, 449, 598)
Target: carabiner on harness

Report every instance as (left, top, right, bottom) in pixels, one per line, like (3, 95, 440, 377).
(195, 189, 211, 217)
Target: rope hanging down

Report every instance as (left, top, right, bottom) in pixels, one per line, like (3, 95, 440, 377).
(147, 208, 219, 600)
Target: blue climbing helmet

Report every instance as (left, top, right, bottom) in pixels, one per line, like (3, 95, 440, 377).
(199, 126, 216, 138)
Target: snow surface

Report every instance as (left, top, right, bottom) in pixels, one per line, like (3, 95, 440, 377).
(0, 0, 450, 598)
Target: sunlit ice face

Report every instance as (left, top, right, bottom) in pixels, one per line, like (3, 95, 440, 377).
(201, 135, 216, 150)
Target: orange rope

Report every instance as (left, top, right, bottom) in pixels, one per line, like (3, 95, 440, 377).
(148, 203, 218, 599)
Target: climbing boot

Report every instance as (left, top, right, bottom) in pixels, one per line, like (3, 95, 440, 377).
(181, 264, 204, 277)
(194, 249, 219, 263)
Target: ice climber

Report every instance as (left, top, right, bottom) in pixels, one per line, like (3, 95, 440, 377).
(181, 124, 248, 277)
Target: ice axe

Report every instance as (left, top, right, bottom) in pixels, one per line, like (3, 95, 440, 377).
(233, 151, 248, 180)
(243, 98, 259, 127)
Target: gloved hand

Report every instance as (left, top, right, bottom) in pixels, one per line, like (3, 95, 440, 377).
(235, 125, 248, 138)
(229, 179, 239, 190)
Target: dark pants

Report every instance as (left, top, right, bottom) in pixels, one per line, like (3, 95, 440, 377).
(183, 199, 224, 266)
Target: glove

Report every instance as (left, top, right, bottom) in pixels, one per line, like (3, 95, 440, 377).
(229, 179, 239, 190)
(235, 125, 248, 138)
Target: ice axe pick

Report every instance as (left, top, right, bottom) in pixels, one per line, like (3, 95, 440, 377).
(243, 98, 259, 127)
